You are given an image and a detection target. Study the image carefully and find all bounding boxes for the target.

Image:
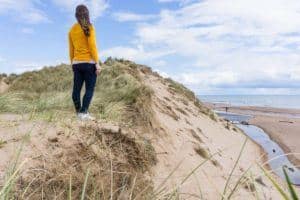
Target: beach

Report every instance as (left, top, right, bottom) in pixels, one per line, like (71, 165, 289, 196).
(206, 102, 300, 168)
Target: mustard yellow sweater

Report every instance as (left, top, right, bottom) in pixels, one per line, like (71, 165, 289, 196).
(68, 23, 99, 63)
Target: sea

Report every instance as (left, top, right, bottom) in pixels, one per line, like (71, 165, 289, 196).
(199, 95, 300, 109)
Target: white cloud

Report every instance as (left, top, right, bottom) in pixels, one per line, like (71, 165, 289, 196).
(102, 46, 174, 62)
(0, 0, 50, 24)
(21, 27, 35, 34)
(103, 0, 300, 94)
(113, 12, 156, 22)
(52, 0, 109, 20)
(0, 0, 108, 24)
(1, 59, 68, 74)
(158, 0, 196, 5)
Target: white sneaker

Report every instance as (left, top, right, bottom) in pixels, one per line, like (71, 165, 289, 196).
(84, 113, 95, 121)
(77, 113, 86, 121)
(77, 113, 95, 121)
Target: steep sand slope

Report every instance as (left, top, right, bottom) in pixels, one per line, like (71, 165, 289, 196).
(140, 72, 284, 199)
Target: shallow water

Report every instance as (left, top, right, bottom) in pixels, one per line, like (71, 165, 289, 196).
(217, 111, 300, 185)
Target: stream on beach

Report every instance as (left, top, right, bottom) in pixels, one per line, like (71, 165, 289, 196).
(216, 111, 300, 186)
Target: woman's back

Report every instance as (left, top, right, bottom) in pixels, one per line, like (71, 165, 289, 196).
(69, 4, 101, 120)
(69, 23, 98, 63)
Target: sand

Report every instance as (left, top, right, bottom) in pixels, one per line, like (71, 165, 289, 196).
(0, 81, 9, 94)
(0, 66, 292, 199)
(206, 103, 300, 168)
(140, 74, 285, 199)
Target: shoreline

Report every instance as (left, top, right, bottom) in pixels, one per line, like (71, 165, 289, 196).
(205, 102, 300, 118)
(249, 116, 300, 168)
(205, 102, 300, 168)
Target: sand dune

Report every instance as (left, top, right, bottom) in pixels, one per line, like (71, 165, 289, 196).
(0, 59, 294, 199)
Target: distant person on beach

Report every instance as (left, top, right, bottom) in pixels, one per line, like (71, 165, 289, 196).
(69, 4, 101, 120)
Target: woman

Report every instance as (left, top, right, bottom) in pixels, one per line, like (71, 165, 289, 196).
(69, 4, 101, 120)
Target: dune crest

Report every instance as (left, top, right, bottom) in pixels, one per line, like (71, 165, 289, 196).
(0, 59, 292, 199)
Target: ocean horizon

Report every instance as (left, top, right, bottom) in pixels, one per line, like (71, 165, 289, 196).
(199, 95, 300, 109)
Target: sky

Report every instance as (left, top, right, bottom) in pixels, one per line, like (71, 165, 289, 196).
(0, 0, 300, 95)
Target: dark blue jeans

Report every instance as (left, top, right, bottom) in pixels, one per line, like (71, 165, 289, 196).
(72, 63, 97, 113)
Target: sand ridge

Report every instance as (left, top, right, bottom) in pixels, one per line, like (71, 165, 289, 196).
(139, 71, 284, 199)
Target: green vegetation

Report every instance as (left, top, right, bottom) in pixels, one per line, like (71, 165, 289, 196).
(0, 73, 18, 85)
(0, 59, 153, 124)
(283, 167, 299, 200)
(165, 78, 196, 101)
(0, 139, 7, 149)
(164, 77, 212, 116)
(194, 145, 210, 159)
(209, 111, 218, 122)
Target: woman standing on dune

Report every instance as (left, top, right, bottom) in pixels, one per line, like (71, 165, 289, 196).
(69, 4, 101, 120)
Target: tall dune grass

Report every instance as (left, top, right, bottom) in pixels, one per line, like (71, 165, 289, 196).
(0, 59, 153, 123)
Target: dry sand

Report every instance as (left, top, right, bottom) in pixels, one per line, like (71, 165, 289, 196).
(141, 74, 285, 199)
(0, 81, 9, 94)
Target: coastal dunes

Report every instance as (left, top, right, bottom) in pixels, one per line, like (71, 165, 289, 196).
(0, 59, 292, 199)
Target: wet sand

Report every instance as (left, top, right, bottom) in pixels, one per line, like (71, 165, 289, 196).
(250, 116, 300, 168)
(205, 103, 300, 168)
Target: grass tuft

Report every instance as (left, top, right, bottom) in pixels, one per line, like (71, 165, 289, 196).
(283, 167, 299, 200)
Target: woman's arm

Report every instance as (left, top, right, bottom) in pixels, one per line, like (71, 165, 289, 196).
(68, 32, 74, 64)
(87, 26, 99, 64)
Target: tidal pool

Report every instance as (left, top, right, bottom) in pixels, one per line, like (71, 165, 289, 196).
(217, 111, 300, 186)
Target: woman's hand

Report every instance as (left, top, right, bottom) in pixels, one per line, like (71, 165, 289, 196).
(95, 63, 101, 76)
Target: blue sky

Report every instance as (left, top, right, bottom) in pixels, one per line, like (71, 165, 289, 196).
(0, 0, 300, 95)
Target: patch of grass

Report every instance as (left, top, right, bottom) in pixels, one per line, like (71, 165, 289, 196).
(260, 165, 290, 200)
(222, 138, 248, 200)
(165, 78, 195, 100)
(0, 138, 27, 199)
(0, 139, 7, 148)
(10, 123, 157, 199)
(175, 107, 188, 116)
(0, 93, 28, 113)
(283, 167, 299, 200)
(225, 122, 230, 130)
(9, 65, 72, 93)
(0, 92, 72, 115)
(0, 73, 18, 85)
(194, 145, 210, 159)
(209, 111, 217, 122)
(1, 59, 153, 124)
(190, 129, 203, 143)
